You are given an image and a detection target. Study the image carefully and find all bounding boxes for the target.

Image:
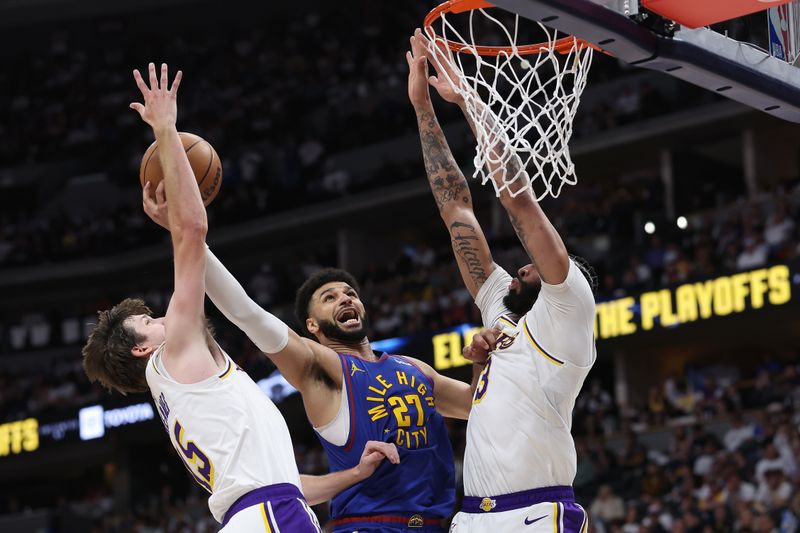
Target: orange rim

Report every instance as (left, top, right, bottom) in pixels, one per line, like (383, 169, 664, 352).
(423, 0, 600, 56)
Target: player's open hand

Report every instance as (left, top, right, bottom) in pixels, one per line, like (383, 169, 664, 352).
(130, 63, 182, 132)
(407, 30, 433, 109)
(463, 327, 501, 364)
(142, 180, 171, 231)
(355, 441, 400, 481)
(415, 29, 466, 107)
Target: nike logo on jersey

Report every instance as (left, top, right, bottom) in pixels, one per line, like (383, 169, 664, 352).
(525, 516, 546, 525)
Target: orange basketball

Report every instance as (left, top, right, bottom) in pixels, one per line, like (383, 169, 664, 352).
(139, 132, 222, 206)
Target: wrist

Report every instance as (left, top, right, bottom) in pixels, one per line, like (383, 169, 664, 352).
(352, 464, 368, 482)
(152, 124, 177, 138)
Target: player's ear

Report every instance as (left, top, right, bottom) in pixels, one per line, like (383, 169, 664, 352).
(131, 344, 153, 358)
(306, 318, 319, 335)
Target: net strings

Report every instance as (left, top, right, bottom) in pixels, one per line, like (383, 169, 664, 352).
(426, 10, 593, 200)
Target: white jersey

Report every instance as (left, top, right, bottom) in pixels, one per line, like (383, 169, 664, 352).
(145, 345, 301, 523)
(464, 260, 596, 497)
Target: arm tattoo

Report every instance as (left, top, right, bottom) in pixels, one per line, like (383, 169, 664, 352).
(508, 211, 536, 268)
(449, 220, 489, 286)
(416, 109, 472, 211)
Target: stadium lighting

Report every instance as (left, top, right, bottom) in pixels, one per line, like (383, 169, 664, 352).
(644, 221, 656, 234)
(677, 216, 688, 230)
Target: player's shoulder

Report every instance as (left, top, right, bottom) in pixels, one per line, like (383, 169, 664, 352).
(391, 354, 436, 381)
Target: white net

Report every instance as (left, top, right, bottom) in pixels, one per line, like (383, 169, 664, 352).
(425, 7, 594, 199)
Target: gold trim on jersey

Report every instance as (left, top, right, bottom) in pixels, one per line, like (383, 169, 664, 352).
(521, 317, 564, 366)
(219, 360, 234, 380)
(497, 315, 517, 329)
(580, 505, 589, 533)
(259, 502, 274, 532)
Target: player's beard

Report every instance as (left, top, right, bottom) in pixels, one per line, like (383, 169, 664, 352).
(317, 316, 369, 343)
(502, 278, 541, 316)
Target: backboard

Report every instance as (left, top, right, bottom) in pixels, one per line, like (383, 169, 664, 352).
(487, 0, 800, 122)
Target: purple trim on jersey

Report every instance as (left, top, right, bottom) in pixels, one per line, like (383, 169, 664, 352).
(338, 353, 357, 453)
(221, 483, 305, 527)
(461, 486, 574, 514)
(522, 319, 565, 365)
(393, 355, 434, 390)
(563, 502, 589, 533)
(218, 358, 233, 379)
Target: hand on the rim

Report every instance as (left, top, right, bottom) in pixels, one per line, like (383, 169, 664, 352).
(414, 29, 466, 107)
(406, 30, 433, 109)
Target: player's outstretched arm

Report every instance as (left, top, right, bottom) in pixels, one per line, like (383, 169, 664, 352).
(131, 63, 214, 379)
(407, 33, 495, 298)
(299, 441, 400, 506)
(415, 34, 569, 284)
(142, 183, 343, 393)
(204, 248, 342, 392)
(400, 356, 473, 420)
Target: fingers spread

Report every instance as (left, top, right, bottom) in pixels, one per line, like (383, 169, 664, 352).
(160, 63, 168, 91)
(148, 62, 158, 90)
(170, 70, 183, 94)
(129, 103, 145, 117)
(132, 70, 149, 95)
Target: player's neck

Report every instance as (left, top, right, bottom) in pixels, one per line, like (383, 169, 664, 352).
(325, 338, 377, 361)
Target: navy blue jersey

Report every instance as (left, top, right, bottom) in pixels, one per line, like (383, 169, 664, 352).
(317, 352, 455, 523)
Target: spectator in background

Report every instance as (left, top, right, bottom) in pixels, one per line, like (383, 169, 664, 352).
(736, 236, 768, 270)
(724, 411, 755, 452)
(756, 468, 793, 512)
(764, 202, 794, 250)
(755, 442, 791, 484)
(589, 484, 625, 524)
(721, 472, 756, 507)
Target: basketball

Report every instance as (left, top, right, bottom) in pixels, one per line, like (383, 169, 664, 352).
(139, 132, 222, 206)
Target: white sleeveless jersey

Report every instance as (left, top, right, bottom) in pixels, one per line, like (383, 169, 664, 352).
(465, 260, 596, 497)
(145, 345, 301, 523)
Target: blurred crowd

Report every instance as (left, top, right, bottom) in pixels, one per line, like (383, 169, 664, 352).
(574, 356, 800, 532)
(2, 181, 798, 360)
(0, 0, 723, 269)
(4, 351, 798, 532)
(1, 2, 797, 532)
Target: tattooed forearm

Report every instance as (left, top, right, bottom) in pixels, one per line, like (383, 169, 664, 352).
(508, 211, 536, 267)
(416, 109, 472, 211)
(450, 220, 489, 285)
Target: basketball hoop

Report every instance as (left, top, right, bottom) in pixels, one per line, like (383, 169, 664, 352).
(423, 0, 597, 199)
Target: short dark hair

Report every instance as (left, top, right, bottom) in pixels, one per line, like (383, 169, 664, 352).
(82, 298, 152, 395)
(294, 268, 360, 336)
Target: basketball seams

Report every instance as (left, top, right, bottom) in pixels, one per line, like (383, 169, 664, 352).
(195, 142, 215, 188)
(140, 133, 221, 206)
(141, 145, 160, 187)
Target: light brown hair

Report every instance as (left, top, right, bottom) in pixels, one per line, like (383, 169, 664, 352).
(82, 298, 152, 394)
